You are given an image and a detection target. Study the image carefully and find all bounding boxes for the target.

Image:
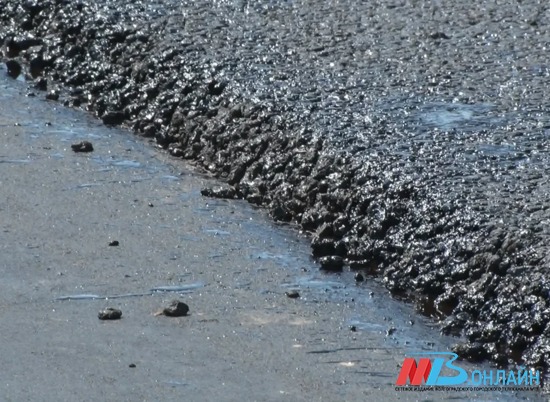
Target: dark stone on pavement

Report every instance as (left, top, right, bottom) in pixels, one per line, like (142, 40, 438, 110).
(71, 141, 94, 153)
(429, 32, 451, 40)
(98, 307, 122, 320)
(109, 240, 119, 246)
(162, 300, 189, 317)
(285, 290, 300, 299)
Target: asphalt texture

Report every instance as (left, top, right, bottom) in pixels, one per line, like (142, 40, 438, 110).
(2, 0, 550, 372)
(3, 67, 537, 401)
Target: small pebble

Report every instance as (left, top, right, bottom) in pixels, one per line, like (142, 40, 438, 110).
(349, 325, 357, 332)
(285, 290, 300, 299)
(98, 307, 122, 320)
(71, 141, 94, 153)
(109, 240, 119, 246)
(354, 272, 365, 282)
(161, 300, 189, 317)
(129, 363, 136, 368)
(386, 326, 397, 336)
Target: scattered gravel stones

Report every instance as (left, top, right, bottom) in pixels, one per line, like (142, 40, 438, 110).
(71, 141, 93, 153)
(98, 307, 122, 320)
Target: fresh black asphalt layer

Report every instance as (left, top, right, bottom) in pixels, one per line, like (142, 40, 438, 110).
(2, 0, 550, 371)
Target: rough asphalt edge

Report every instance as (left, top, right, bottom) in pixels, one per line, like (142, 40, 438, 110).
(1, 0, 549, 375)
